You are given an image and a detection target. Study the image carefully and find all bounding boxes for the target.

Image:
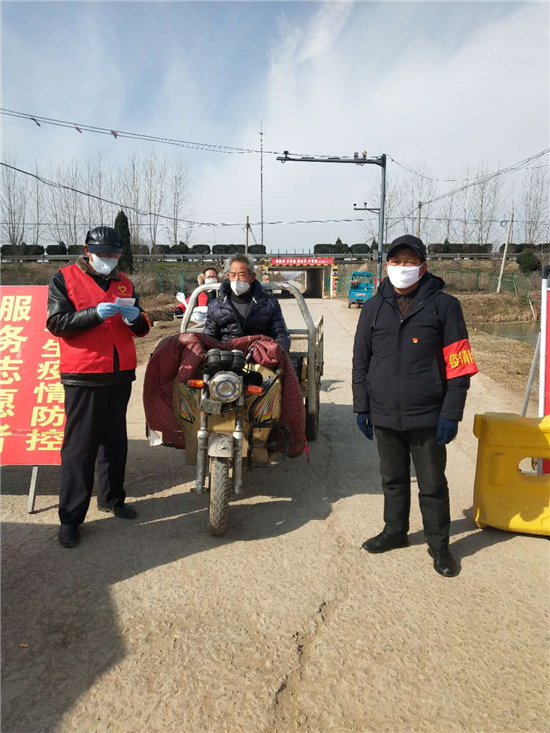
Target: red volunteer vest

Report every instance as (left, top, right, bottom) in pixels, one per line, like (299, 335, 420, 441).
(59, 264, 137, 374)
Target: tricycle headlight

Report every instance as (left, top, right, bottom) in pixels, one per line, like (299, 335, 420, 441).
(209, 372, 242, 403)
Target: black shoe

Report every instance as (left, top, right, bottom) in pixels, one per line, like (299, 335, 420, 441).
(58, 524, 80, 548)
(362, 531, 409, 554)
(428, 547, 459, 577)
(98, 503, 137, 520)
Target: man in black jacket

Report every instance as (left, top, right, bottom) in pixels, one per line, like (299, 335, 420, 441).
(352, 235, 478, 576)
(203, 255, 290, 352)
(47, 226, 151, 548)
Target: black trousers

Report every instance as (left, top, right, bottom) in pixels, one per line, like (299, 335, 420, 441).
(59, 383, 132, 525)
(374, 426, 450, 549)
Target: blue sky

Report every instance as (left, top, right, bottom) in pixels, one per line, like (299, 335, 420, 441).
(2, 2, 549, 248)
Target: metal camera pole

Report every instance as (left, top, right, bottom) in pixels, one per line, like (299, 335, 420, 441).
(276, 151, 388, 283)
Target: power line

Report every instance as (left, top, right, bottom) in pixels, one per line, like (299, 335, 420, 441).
(423, 150, 550, 206)
(3, 159, 549, 232)
(384, 149, 550, 233)
(389, 154, 550, 182)
(0, 161, 379, 228)
(0, 162, 239, 227)
(2, 107, 350, 159)
(1, 108, 263, 155)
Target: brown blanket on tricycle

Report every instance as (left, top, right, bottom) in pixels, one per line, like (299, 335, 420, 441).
(143, 333, 306, 458)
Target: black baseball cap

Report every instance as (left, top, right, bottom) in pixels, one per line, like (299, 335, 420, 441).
(387, 235, 426, 262)
(85, 226, 122, 254)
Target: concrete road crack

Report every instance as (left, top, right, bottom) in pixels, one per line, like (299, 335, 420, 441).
(268, 591, 348, 732)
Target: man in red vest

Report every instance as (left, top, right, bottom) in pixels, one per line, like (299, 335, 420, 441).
(47, 226, 151, 548)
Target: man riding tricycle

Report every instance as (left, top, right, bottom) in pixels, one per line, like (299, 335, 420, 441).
(348, 270, 374, 308)
(144, 255, 323, 535)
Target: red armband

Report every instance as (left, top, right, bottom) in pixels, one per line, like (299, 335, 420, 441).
(443, 339, 478, 379)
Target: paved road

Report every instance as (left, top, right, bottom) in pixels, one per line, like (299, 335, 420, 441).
(2, 299, 548, 733)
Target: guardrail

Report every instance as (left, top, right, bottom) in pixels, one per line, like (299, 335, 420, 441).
(0, 252, 519, 264)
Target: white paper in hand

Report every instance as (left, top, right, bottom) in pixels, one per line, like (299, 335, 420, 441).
(114, 297, 136, 307)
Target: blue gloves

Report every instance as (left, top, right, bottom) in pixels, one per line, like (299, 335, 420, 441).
(96, 303, 140, 324)
(436, 417, 458, 446)
(118, 304, 140, 324)
(96, 303, 119, 321)
(356, 412, 374, 441)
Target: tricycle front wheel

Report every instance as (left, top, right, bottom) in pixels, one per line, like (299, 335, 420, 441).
(208, 457, 230, 536)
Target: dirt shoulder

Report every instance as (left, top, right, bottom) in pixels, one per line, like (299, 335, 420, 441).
(469, 331, 535, 401)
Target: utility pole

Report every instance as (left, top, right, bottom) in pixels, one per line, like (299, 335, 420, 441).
(378, 155, 387, 283)
(354, 202, 379, 261)
(260, 122, 264, 249)
(277, 151, 387, 282)
(497, 211, 514, 294)
(245, 215, 249, 256)
(416, 201, 422, 238)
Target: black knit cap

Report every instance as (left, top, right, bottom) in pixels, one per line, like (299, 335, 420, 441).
(85, 226, 122, 254)
(387, 234, 426, 262)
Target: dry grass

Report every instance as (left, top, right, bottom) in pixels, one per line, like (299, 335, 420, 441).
(457, 292, 540, 323)
(1, 262, 60, 285)
(469, 331, 536, 398)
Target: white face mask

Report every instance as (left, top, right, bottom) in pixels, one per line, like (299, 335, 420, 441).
(387, 264, 423, 289)
(205, 277, 218, 285)
(90, 253, 118, 276)
(231, 280, 250, 296)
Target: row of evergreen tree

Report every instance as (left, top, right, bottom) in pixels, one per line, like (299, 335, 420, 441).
(0, 211, 268, 272)
(313, 237, 549, 255)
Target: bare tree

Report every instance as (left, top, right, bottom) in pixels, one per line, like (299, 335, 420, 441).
(471, 161, 502, 247)
(166, 157, 192, 247)
(403, 164, 436, 245)
(0, 156, 28, 249)
(438, 188, 458, 243)
(144, 152, 167, 248)
(83, 158, 98, 233)
(521, 166, 549, 245)
(454, 165, 476, 248)
(118, 154, 146, 250)
(31, 162, 44, 247)
(45, 160, 82, 248)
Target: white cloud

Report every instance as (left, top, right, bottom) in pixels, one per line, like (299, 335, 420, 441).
(297, 2, 355, 63)
(2, 2, 548, 250)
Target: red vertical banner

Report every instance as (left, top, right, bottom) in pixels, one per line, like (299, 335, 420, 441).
(0, 286, 65, 466)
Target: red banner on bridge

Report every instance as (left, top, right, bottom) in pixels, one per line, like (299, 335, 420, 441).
(0, 286, 65, 466)
(270, 257, 334, 266)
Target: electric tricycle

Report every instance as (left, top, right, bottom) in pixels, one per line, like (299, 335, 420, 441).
(348, 270, 374, 308)
(176, 281, 323, 535)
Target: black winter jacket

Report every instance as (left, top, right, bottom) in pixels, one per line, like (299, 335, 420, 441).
(352, 273, 477, 431)
(203, 279, 291, 352)
(46, 258, 151, 387)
